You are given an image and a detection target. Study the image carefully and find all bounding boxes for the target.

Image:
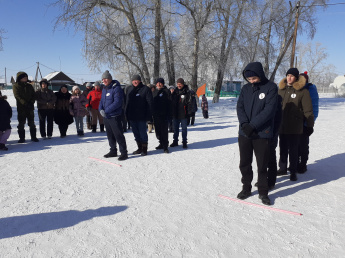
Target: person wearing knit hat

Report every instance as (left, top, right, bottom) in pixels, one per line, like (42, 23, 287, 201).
(99, 70, 128, 160)
(36, 78, 57, 139)
(170, 77, 192, 149)
(12, 71, 39, 143)
(277, 68, 314, 181)
(87, 80, 105, 133)
(236, 62, 278, 206)
(125, 73, 153, 156)
(296, 71, 319, 174)
(70, 85, 88, 136)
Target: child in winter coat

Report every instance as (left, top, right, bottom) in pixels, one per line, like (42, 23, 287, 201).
(69, 86, 88, 136)
(0, 90, 12, 150)
(201, 94, 209, 118)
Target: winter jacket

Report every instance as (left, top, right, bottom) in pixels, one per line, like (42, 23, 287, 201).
(12, 72, 36, 112)
(125, 82, 153, 121)
(304, 83, 319, 121)
(278, 76, 314, 135)
(201, 95, 208, 111)
(54, 88, 74, 125)
(190, 92, 198, 113)
(152, 86, 172, 120)
(87, 89, 102, 110)
(69, 93, 88, 117)
(0, 95, 12, 131)
(237, 62, 278, 139)
(35, 88, 56, 110)
(99, 80, 124, 118)
(171, 85, 192, 120)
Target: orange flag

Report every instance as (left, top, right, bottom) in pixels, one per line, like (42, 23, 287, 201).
(196, 83, 206, 97)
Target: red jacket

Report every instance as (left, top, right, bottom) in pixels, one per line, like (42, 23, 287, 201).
(87, 89, 102, 109)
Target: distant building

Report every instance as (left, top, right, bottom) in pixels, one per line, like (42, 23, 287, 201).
(43, 71, 79, 91)
(222, 80, 242, 92)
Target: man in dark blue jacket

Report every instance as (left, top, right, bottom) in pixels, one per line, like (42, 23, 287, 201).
(125, 74, 153, 156)
(236, 62, 278, 205)
(99, 70, 128, 161)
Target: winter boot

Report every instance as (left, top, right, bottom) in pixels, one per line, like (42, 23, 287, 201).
(30, 128, 39, 142)
(18, 129, 26, 143)
(290, 173, 297, 181)
(118, 153, 128, 161)
(155, 144, 163, 150)
(92, 125, 97, 133)
(104, 152, 117, 158)
(277, 169, 288, 176)
(141, 143, 148, 156)
(297, 164, 307, 174)
(237, 190, 251, 200)
(259, 195, 271, 205)
(100, 124, 105, 132)
(164, 148, 169, 154)
(132, 142, 142, 155)
(183, 142, 188, 149)
(0, 143, 8, 151)
(170, 141, 178, 147)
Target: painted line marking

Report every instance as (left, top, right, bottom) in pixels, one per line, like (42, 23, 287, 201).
(89, 157, 122, 167)
(218, 194, 302, 216)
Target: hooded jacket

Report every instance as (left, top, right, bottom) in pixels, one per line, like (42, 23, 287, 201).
(0, 94, 12, 131)
(99, 80, 124, 118)
(36, 87, 56, 110)
(237, 62, 278, 139)
(278, 76, 314, 134)
(12, 72, 36, 112)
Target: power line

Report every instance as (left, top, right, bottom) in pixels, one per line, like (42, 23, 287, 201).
(299, 2, 345, 7)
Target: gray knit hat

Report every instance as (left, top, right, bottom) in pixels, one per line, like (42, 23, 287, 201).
(131, 74, 142, 81)
(102, 70, 113, 80)
(86, 82, 92, 87)
(93, 81, 101, 87)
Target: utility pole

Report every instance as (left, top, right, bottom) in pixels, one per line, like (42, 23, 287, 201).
(290, 1, 300, 68)
(34, 62, 43, 90)
(4, 67, 7, 87)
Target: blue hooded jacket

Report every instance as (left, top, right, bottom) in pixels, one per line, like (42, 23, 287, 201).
(304, 83, 319, 121)
(237, 62, 278, 139)
(98, 80, 124, 118)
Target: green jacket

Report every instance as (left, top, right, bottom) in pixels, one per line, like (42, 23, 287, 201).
(278, 76, 314, 135)
(12, 72, 36, 111)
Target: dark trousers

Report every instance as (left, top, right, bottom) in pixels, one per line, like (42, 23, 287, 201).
(168, 119, 173, 132)
(202, 110, 208, 118)
(17, 109, 35, 131)
(279, 134, 301, 174)
(238, 135, 270, 195)
(130, 120, 148, 143)
(38, 109, 54, 137)
(58, 124, 68, 137)
(154, 117, 169, 149)
(267, 133, 278, 187)
(104, 116, 127, 155)
(173, 118, 188, 143)
(187, 112, 195, 125)
(298, 128, 309, 166)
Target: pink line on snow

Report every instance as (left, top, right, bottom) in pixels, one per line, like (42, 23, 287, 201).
(88, 157, 122, 167)
(218, 194, 302, 216)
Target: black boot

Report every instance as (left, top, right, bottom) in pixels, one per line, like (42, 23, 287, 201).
(141, 143, 148, 156)
(170, 141, 178, 147)
(290, 173, 297, 181)
(118, 153, 128, 161)
(18, 129, 26, 143)
(92, 125, 97, 133)
(259, 195, 271, 205)
(183, 142, 188, 149)
(132, 142, 142, 155)
(155, 144, 163, 149)
(30, 128, 39, 142)
(0, 143, 8, 151)
(100, 124, 105, 132)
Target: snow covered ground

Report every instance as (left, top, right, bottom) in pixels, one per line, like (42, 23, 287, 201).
(1, 89, 344, 257)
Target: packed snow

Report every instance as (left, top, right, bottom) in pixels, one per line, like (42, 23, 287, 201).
(1, 89, 344, 257)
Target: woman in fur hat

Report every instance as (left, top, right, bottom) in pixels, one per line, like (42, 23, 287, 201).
(277, 68, 314, 181)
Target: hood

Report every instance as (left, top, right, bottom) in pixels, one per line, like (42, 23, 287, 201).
(242, 62, 268, 84)
(16, 71, 29, 83)
(278, 76, 306, 91)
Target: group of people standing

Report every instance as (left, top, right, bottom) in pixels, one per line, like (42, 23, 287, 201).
(236, 62, 319, 206)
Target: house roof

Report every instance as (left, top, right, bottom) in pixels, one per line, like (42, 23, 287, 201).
(43, 71, 75, 84)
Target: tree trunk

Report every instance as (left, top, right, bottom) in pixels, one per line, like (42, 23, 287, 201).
(191, 33, 200, 92)
(168, 36, 176, 85)
(153, 0, 161, 81)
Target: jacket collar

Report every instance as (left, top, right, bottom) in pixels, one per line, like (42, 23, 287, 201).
(278, 76, 306, 91)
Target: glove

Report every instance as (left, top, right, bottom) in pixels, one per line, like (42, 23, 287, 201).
(304, 127, 314, 136)
(100, 110, 106, 117)
(242, 123, 255, 137)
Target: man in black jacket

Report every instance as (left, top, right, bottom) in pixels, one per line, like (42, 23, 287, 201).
(170, 78, 192, 149)
(236, 62, 278, 205)
(125, 74, 153, 156)
(152, 78, 172, 153)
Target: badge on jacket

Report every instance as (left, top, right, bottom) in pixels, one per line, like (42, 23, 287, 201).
(259, 93, 265, 99)
(159, 93, 163, 97)
(136, 94, 140, 96)
(106, 93, 110, 96)
(181, 95, 185, 99)
(291, 93, 296, 98)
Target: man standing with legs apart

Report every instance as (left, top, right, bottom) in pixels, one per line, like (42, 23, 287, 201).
(125, 74, 153, 156)
(12, 72, 39, 143)
(152, 78, 172, 153)
(99, 70, 128, 161)
(170, 78, 192, 149)
(236, 62, 278, 205)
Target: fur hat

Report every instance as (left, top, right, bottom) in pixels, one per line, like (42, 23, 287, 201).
(102, 70, 113, 80)
(286, 68, 299, 79)
(299, 71, 309, 84)
(176, 78, 185, 85)
(72, 86, 80, 92)
(131, 74, 142, 81)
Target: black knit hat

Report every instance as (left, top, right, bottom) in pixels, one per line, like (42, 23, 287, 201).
(244, 70, 259, 78)
(131, 74, 142, 81)
(286, 68, 299, 79)
(39, 78, 48, 86)
(155, 78, 165, 85)
(102, 70, 113, 80)
(176, 78, 185, 85)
